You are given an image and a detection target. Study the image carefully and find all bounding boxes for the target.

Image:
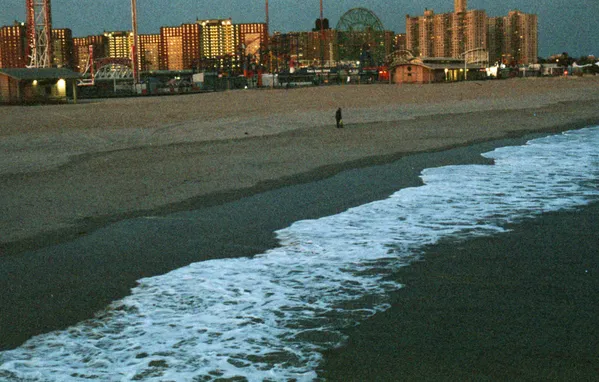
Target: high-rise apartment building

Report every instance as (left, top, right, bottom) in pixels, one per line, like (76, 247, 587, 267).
(432, 13, 452, 57)
(486, 10, 537, 65)
(51, 28, 74, 68)
(104, 31, 133, 59)
(237, 23, 267, 63)
(405, 15, 420, 56)
(395, 33, 407, 52)
(504, 10, 538, 64)
(487, 17, 504, 64)
(455, 0, 467, 14)
(302, 30, 337, 67)
(463, 9, 487, 53)
(198, 19, 236, 61)
(159, 23, 201, 71)
(73, 35, 107, 72)
(0, 22, 28, 68)
(406, 1, 537, 64)
(418, 9, 435, 58)
(138, 34, 160, 71)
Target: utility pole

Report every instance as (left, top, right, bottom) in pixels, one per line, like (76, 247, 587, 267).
(320, 0, 324, 74)
(131, 0, 139, 85)
(266, 0, 274, 87)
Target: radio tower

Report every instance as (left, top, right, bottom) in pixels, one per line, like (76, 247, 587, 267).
(26, 0, 53, 68)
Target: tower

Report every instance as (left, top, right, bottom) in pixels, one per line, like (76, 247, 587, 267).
(455, 0, 467, 13)
(26, 0, 52, 67)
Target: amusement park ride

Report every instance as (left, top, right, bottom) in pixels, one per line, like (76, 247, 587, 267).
(22, 0, 416, 88)
(26, 0, 52, 68)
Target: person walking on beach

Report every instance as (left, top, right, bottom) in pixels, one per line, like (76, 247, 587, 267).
(335, 107, 343, 128)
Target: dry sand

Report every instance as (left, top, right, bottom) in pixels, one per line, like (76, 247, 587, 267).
(1, 76, 599, 254)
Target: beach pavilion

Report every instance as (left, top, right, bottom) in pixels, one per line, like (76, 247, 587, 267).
(0, 67, 80, 104)
(391, 57, 488, 84)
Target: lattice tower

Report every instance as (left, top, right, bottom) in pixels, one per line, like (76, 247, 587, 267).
(26, 0, 53, 67)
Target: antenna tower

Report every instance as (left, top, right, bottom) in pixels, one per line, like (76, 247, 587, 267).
(26, 0, 53, 68)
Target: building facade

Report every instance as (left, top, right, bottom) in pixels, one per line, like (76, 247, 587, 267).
(51, 28, 74, 68)
(198, 19, 235, 61)
(237, 23, 267, 66)
(103, 31, 133, 59)
(406, 0, 537, 64)
(0, 23, 28, 68)
(159, 23, 201, 71)
(138, 34, 160, 71)
(504, 10, 538, 65)
(73, 35, 107, 73)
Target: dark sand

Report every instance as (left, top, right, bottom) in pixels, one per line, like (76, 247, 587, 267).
(319, 202, 599, 380)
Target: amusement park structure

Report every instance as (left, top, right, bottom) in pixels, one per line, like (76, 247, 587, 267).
(26, 0, 52, 68)
(336, 8, 387, 66)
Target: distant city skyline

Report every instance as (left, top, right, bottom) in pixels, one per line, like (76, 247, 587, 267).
(1, 0, 597, 58)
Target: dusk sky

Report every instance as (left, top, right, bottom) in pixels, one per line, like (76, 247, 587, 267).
(1, 0, 597, 58)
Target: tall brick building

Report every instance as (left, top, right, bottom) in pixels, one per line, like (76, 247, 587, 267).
(72, 35, 106, 73)
(51, 28, 74, 68)
(406, 0, 537, 64)
(159, 23, 201, 71)
(0, 22, 28, 68)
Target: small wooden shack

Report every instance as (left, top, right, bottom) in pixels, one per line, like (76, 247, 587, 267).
(0, 67, 80, 104)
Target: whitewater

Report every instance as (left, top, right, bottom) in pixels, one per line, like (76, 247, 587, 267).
(1, 126, 598, 381)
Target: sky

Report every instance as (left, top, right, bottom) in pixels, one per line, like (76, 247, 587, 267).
(1, 0, 597, 58)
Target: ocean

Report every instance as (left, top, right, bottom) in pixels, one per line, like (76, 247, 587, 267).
(1, 126, 599, 381)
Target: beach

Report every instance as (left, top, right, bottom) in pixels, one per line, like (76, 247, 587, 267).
(2, 77, 599, 255)
(1, 77, 599, 378)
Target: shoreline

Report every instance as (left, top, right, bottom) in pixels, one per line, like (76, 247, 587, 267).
(0, 132, 569, 351)
(2, 93, 599, 257)
(1, 77, 599, 351)
(0, 126, 597, 351)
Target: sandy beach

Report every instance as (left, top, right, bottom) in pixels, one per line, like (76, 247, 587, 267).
(2, 77, 599, 255)
(1, 77, 599, 368)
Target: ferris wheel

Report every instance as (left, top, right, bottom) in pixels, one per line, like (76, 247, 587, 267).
(335, 8, 386, 65)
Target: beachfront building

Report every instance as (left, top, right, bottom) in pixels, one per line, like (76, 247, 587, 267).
(406, 4, 487, 59)
(197, 19, 236, 71)
(0, 22, 28, 68)
(0, 67, 80, 103)
(51, 28, 74, 69)
(391, 56, 484, 84)
(395, 33, 407, 51)
(138, 34, 160, 72)
(194, 19, 267, 73)
(503, 10, 538, 65)
(405, 0, 537, 64)
(302, 30, 337, 67)
(159, 24, 201, 71)
(237, 22, 268, 67)
(72, 35, 107, 73)
(103, 31, 133, 59)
